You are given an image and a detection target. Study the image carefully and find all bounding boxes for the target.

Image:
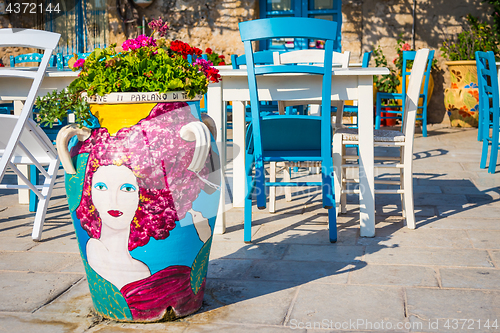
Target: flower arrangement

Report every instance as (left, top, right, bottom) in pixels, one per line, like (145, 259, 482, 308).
(441, 14, 500, 61)
(35, 18, 221, 127)
(372, 44, 400, 95)
(204, 48, 226, 66)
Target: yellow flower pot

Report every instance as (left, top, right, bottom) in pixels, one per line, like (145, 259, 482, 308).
(444, 60, 479, 127)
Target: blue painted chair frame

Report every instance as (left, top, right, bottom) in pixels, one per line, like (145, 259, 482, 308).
(375, 50, 434, 137)
(10, 53, 57, 68)
(239, 17, 337, 243)
(476, 50, 499, 174)
(56, 52, 91, 70)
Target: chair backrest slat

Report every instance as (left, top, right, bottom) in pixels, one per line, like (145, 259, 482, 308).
(402, 49, 430, 142)
(239, 17, 338, 41)
(276, 50, 350, 68)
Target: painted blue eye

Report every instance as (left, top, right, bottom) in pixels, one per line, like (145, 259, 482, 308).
(120, 183, 137, 192)
(94, 182, 108, 191)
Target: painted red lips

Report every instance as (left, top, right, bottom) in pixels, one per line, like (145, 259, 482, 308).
(108, 210, 123, 217)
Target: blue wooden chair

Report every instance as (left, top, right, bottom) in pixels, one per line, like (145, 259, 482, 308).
(374, 50, 434, 137)
(476, 51, 499, 174)
(56, 52, 91, 70)
(239, 17, 338, 243)
(10, 53, 57, 68)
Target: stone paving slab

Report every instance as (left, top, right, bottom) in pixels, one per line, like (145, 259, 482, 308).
(357, 228, 472, 249)
(288, 284, 407, 331)
(0, 271, 83, 312)
(467, 230, 500, 249)
(440, 267, 500, 290)
(363, 246, 493, 267)
(185, 279, 298, 326)
(1, 126, 500, 332)
(407, 288, 500, 333)
(349, 264, 439, 287)
(0, 251, 81, 272)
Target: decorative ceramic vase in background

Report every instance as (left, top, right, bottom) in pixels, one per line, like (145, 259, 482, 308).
(56, 92, 220, 322)
(444, 60, 479, 127)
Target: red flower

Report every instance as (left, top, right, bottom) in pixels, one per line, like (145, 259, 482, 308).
(205, 48, 212, 54)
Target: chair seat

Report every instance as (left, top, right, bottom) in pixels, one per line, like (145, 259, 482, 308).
(335, 127, 406, 142)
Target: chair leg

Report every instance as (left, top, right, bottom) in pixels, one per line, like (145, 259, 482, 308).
(480, 137, 489, 169)
(328, 207, 337, 243)
(399, 147, 405, 218)
(402, 149, 416, 229)
(422, 105, 428, 137)
(340, 143, 347, 214)
(269, 162, 277, 213)
(29, 165, 39, 213)
(488, 138, 498, 174)
(332, 133, 343, 217)
(31, 158, 59, 241)
(244, 195, 253, 243)
(375, 95, 382, 130)
(283, 165, 292, 202)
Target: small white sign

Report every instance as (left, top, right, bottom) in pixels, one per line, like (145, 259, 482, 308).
(81, 91, 202, 104)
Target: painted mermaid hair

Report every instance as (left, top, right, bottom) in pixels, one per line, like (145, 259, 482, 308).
(74, 102, 209, 250)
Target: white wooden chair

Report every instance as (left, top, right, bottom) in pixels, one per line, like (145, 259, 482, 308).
(332, 48, 430, 229)
(268, 50, 350, 213)
(0, 29, 61, 241)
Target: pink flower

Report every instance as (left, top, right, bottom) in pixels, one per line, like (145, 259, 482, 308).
(148, 17, 169, 37)
(402, 43, 411, 51)
(74, 58, 85, 68)
(121, 35, 156, 51)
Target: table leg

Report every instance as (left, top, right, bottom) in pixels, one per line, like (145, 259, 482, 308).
(207, 83, 226, 234)
(357, 76, 375, 237)
(232, 101, 246, 208)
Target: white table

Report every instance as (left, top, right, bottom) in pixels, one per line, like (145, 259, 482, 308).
(207, 66, 389, 237)
(0, 68, 78, 204)
(0, 68, 79, 102)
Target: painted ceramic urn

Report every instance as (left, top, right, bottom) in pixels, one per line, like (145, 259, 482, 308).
(444, 60, 479, 127)
(56, 92, 220, 322)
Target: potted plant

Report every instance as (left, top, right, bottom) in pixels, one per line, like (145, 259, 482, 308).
(441, 14, 500, 127)
(373, 34, 436, 127)
(35, 18, 222, 323)
(372, 44, 401, 126)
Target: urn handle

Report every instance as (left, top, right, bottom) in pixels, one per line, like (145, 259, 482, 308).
(56, 124, 92, 175)
(180, 121, 213, 173)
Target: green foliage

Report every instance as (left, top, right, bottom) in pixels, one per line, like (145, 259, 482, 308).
(36, 40, 214, 127)
(440, 14, 500, 61)
(35, 85, 91, 127)
(482, 0, 500, 38)
(372, 45, 400, 97)
(70, 45, 208, 99)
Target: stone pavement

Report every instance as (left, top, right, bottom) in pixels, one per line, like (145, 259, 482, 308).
(1, 125, 500, 332)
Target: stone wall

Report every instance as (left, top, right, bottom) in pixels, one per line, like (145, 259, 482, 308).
(108, 0, 497, 124)
(108, 0, 256, 56)
(1, 0, 495, 124)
